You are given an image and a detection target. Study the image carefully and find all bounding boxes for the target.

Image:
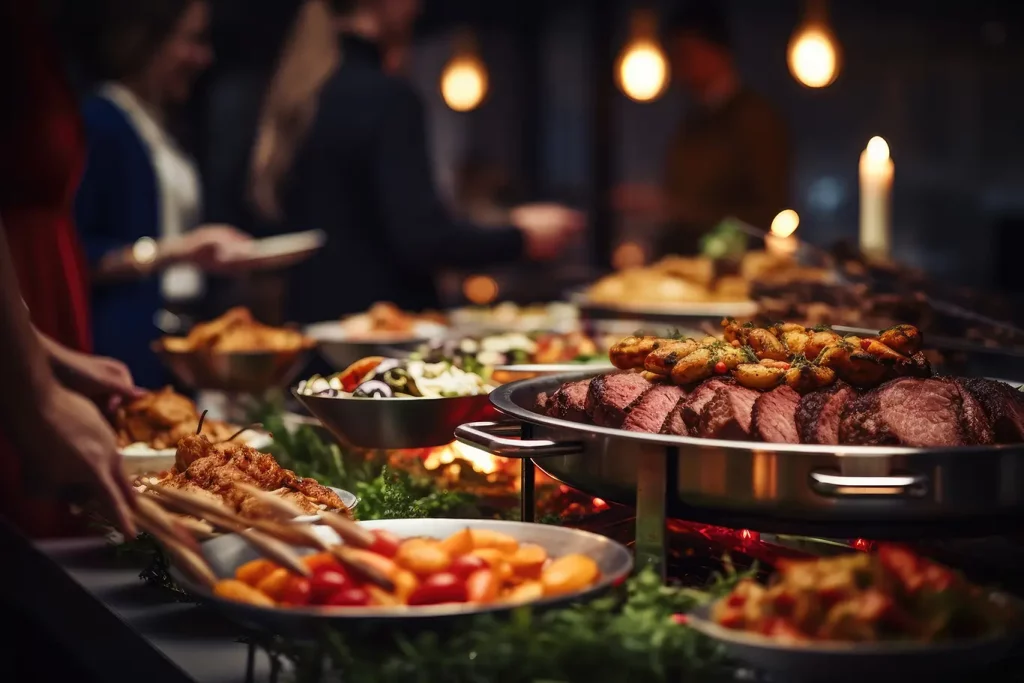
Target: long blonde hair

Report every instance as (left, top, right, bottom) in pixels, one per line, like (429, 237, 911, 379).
(248, 0, 341, 221)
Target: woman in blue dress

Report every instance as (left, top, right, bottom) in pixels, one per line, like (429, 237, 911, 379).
(75, 0, 253, 387)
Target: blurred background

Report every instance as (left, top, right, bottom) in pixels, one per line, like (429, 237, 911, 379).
(47, 0, 1024, 304)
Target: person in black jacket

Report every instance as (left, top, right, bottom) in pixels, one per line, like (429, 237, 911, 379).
(248, 0, 583, 323)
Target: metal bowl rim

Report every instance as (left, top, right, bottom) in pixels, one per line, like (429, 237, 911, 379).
(179, 517, 633, 620)
(491, 370, 1024, 457)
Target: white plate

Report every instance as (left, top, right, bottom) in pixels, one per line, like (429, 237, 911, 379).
(686, 601, 1022, 682)
(304, 319, 447, 344)
(120, 432, 274, 476)
(218, 230, 326, 270)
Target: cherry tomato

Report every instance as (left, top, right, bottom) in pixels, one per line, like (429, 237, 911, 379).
(368, 529, 401, 558)
(310, 569, 350, 604)
(302, 552, 342, 573)
(280, 576, 313, 606)
(714, 361, 728, 375)
(449, 554, 488, 580)
(326, 586, 371, 607)
(407, 572, 468, 606)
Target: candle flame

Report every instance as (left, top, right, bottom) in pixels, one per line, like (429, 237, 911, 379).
(770, 209, 800, 238)
(865, 136, 890, 162)
(788, 28, 839, 88)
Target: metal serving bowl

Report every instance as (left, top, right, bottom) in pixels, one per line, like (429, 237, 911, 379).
(171, 518, 633, 636)
(293, 388, 497, 449)
(687, 600, 1023, 683)
(153, 342, 314, 393)
(304, 321, 447, 371)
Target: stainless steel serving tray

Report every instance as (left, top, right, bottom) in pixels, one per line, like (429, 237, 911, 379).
(455, 370, 1024, 539)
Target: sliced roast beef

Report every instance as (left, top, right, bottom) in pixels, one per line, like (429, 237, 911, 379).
(839, 377, 994, 447)
(660, 402, 688, 435)
(534, 392, 550, 414)
(957, 378, 1024, 444)
(679, 377, 736, 435)
(622, 384, 687, 433)
(545, 378, 592, 422)
(751, 385, 801, 443)
(586, 371, 652, 428)
(695, 383, 760, 440)
(796, 381, 857, 445)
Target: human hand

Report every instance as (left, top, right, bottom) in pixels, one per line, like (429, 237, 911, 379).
(510, 203, 585, 261)
(40, 333, 142, 413)
(25, 386, 137, 536)
(163, 224, 252, 272)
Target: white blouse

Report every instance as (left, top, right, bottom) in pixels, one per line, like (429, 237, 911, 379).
(100, 83, 204, 302)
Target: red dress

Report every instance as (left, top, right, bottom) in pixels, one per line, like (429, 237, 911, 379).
(0, 1, 93, 537)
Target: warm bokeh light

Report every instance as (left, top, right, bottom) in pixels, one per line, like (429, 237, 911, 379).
(770, 209, 800, 238)
(441, 56, 488, 112)
(463, 274, 499, 304)
(612, 241, 645, 270)
(617, 41, 669, 102)
(865, 136, 890, 163)
(787, 27, 838, 88)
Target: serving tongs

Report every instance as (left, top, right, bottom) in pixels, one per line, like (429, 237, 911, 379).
(142, 484, 394, 592)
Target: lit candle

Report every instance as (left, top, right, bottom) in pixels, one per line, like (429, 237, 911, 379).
(859, 136, 894, 260)
(766, 209, 799, 259)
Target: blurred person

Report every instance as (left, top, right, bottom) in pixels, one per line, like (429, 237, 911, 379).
(615, 2, 790, 256)
(75, 0, 258, 387)
(248, 0, 584, 322)
(0, 0, 137, 538)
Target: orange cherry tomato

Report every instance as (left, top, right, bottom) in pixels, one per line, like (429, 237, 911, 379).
(395, 538, 452, 576)
(439, 528, 474, 556)
(302, 552, 343, 573)
(235, 558, 277, 587)
(255, 568, 293, 601)
(466, 569, 499, 604)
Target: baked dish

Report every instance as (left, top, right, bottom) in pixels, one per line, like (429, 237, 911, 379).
(115, 387, 236, 450)
(161, 306, 312, 353)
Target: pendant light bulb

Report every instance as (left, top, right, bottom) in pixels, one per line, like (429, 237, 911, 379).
(616, 9, 670, 103)
(441, 30, 488, 112)
(787, 0, 841, 88)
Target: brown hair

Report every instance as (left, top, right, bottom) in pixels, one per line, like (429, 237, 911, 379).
(248, 0, 343, 220)
(95, 0, 198, 80)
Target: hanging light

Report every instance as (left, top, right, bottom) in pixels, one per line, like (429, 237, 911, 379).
(616, 8, 670, 103)
(787, 0, 841, 88)
(441, 29, 488, 112)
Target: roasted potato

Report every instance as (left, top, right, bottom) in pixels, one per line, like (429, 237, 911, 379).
(747, 328, 789, 361)
(785, 364, 836, 393)
(859, 338, 910, 364)
(804, 330, 842, 361)
(734, 363, 786, 390)
(669, 347, 714, 385)
(610, 336, 664, 370)
(643, 339, 698, 375)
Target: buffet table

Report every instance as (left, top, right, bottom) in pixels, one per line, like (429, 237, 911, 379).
(0, 522, 276, 683)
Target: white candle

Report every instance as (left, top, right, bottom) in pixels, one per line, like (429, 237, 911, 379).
(859, 136, 894, 260)
(767, 209, 799, 259)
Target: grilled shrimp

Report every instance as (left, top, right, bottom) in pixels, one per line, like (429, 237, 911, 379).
(610, 336, 664, 370)
(643, 339, 699, 376)
(878, 324, 922, 356)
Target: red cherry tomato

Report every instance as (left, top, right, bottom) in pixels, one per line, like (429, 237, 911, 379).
(326, 586, 371, 607)
(280, 577, 313, 606)
(448, 554, 488, 580)
(368, 529, 401, 558)
(407, 572, 468, 606)
(714, 361, 728, 375)
(310, 569, 350, 604)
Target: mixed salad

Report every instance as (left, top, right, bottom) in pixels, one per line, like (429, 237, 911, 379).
(297, 356, 493, 399)
(417, 331, 604, 378)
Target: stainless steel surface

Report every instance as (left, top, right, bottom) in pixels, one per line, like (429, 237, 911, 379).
(173, 518, 634, 636)
(493, 363, 616, 374)
(153, 344, 313, 394)
(294, 389, 498, 449)
(463, 371, 1024, 534)
(686, 601, 1022, 683)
